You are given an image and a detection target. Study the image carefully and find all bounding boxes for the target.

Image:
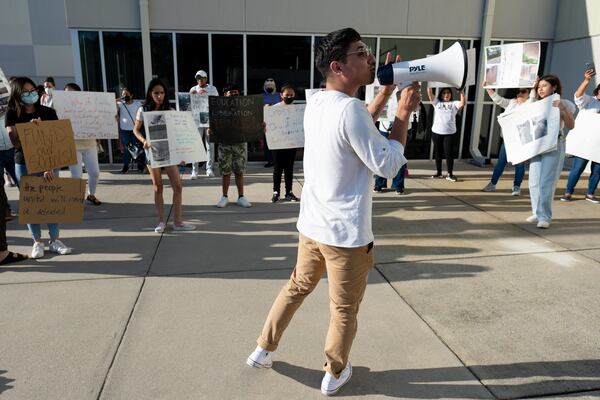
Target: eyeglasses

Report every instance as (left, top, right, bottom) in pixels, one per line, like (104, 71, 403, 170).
(344, 46, 373, 59)
(23, 89, 37, 94)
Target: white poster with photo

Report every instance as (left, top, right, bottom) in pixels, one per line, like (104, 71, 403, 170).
(497, 94, 561, 164)
(52, 90, 118, 139)
(484, 41, 540, 89)
(190, 93, 209, 128)
(143, 111, 207, 168)
(566, 111, 600, 164)
(264, 104, 305, 149)
(429, 48, 477, 88)
(0, 67, 12, 150)
(305, 88, 323, 101)
(365, 79, 398, 122)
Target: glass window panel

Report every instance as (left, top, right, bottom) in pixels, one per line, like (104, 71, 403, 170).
(103, 32, 144, 98)
(212, 34, 243, 94)
(461, 104, 474, 159)
(78, 31, 103, 92)
(404, 103, 433, 160)
(470, 40, 480, 102)
(478, 104, 494, 156)
(176, 33, 209, 93)
(150, 33, 175, 100)
(489, 105, 503, 158)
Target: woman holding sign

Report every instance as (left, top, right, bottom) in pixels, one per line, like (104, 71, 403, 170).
(133, 79, 195, 233)
(5, 77, 72, 258)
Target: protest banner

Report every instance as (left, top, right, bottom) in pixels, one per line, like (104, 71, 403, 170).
(264, 104, 305, 149)
(566, 111, 600, 164)
(208, 95, 264, 144)
(143, 111, 207, 168)
(19, 176, 85, 224)
(16, 119, 77, 173)
(429, 48, 477, 88)
(484, 41, 540, 89)
(52, 90, 118, 139)
(497, 94, 561, 164)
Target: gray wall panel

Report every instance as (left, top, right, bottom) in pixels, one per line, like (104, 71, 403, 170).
(28, 0, 71, 45)
(149, 0, 245, 31)
(492, 0, 558, 40)
(555, 0, 600, 41)
(406, 0, 484, 38)
(0, 45, 37, 77)
(64, 0, 140, 30)
(549, 36, 599, 100)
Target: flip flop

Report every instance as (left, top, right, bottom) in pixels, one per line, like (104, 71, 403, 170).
(0, 251, 28, 265)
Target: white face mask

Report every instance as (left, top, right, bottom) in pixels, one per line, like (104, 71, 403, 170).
(45, 87, 54, 95)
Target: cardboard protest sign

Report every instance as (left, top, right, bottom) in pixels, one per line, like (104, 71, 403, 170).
(143, 111, 207, 168)
(566, 111, 600, 164)
(52, 90, 118, 139)
(429, 48, 476, 88)
(16, 119, 77, 173)
(484, 41, 540, 89)
(264, 104, 305, 149)
(19, 176, 85, 224)
(208, 95, 264, 144)
(497, 94, 561, 164)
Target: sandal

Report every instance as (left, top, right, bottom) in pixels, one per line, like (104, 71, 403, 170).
(86, 195, 102, 206)
(0, 251, 28, 265)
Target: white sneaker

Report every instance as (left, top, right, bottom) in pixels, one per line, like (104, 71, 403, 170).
(237, 196, 252, 208)
(216, 196, 229, 208)
(482, 182, 496, 192)
(511, 186, 521, 196)
(48, 239, 72, 255)
(321, 362, 352, 396)
(173, 222, 195, 231)
(206, 169, 215, 177)
(190, 171, 198, 180)
(31, 242, 44, 259)
(246, 346, 273, 369)
(537, 220, 550, 229)
(154, 222, 166, 233)
(526, 215, 538, 223)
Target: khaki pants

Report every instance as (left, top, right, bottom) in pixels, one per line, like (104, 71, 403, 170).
(257, 233, 374, 378)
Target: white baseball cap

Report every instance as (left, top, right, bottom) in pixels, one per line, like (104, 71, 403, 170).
(195, 70, 208, 79)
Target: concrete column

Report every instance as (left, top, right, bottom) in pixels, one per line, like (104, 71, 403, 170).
(139, 0, 153, 87)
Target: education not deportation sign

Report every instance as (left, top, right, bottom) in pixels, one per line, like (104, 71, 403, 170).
(19, 176, 86, 224)
(208, 95, 264, 144)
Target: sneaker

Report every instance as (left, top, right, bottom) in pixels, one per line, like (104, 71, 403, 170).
(321, 362, 352, 396)
(431, 173, 443, 179)
(246, 346, 273, 369)
(560, 193, 572, 202)
(511, 186, 521, 196)
(190, 171, 198, 180)
(121, 166, 129, 174)
(173, 222, 195, 231)
(216, 196, 229, 208)
(585, 194, 600, 204)
(48, 239, 72, 255)
(537, 220, 550, 229)
(31, 242, 44, 259)
(271, 192, 280, 203)
(446, 174, 458, 182)
(206, 169, 215, 177)
(482, 182, 496, 192)
(154, 222, 166, 233)
(526, 215, 538, 223)
(86, 194, 102, 206)
(395, 188, 405, 195)
(237, 196, 252, 208)
(373, 187, 383, 193)
(284, 192, 300, 202)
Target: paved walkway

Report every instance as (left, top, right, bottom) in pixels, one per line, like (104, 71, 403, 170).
(1, 160, 599, 399)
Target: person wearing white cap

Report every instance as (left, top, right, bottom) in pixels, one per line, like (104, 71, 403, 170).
(189, 70, 219, 179)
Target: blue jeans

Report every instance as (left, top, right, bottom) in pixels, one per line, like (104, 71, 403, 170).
(565, 156, 600, 195)
(374, 130, 406, 190)
(528, 137, 565, 222)
(15, 163, 60, 241)
(491, 142, 525, 187)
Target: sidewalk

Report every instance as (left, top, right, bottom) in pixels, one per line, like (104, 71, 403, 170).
(1, 160, 599, 400)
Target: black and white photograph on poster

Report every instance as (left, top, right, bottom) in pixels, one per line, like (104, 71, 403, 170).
(532, 115, 548, 140)
(484, 41, 540, 89)
(150, 141, 170, 163)
(208, 95, 264, 144)
(147, 114, 168, 141)
(517, 121, 533, 145)
(177, 92, 191, 112)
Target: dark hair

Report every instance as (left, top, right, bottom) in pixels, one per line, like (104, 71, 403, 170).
(437, 88, 454, 102)
(315, 28, 362, 81)
(8, 77, 39, 118)
(223, 83, 241, 94)
(143, 78, 170, 111)
(535, 74, 562, 99)
(280, 83, 296, 93)
(593, 84, 600, 97)
(44, 77, 55, 85)
(64, 82, 82, 91)
(36, 85, 45, 97)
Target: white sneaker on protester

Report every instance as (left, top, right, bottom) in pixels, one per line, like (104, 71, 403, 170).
(154, 222, 166, 233)
(512, 186, 521, 196)
(246, 346, 273, 369)
(237, 196, 252, 208)
(206, 169, 215, 177)
(31, 242, 44, 259)
(173, 222, 195, 231)
(48, 239, 72, 255)
(190, 171, 198, 180)
(482, 182, 496, 192)
(537, 220, 550, 229)
(321, 362, 352, 396)
(216, 196, 229, 208)
(526, 215, 538, 223)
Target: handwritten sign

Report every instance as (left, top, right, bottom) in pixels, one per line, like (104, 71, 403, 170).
(566, 111, 600, 164)
(208, 95, 264, 144)
(52, 90, 118, 139)
(143, 111, 207, 168)
(484, 41, 540, 89)
(264, 104, 305, 149)
(19, 176, 85, 224)
(16, 119, 77, 173)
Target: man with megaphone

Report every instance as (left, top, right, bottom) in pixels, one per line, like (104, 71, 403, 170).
(247, 27, 420, 396)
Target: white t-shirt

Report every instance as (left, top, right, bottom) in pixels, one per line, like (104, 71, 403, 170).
(431, 99, 461, 135)
(297, 90, 407, 248)
(118, 101, 142, 130)
(189, 84, 219, 96)
(574, 93, 600, 113)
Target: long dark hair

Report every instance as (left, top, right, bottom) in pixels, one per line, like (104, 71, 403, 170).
(7, 77, 39, 118)
(535, 74, 562, 99)
(143, 79, 170, 111)
(437, 88, 453, 102)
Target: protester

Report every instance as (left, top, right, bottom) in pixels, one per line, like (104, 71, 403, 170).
(0, 180, 27, 265)
(427, 87, 465, 181)
(262, 77, 279, 168)
(40, 77, 55, 108)
(63, 83, 102, 206)
(527, 75, 575, 228)
(0, 116, 18, 220)
(247, 28, 420, 396)
(560, 68, 600, 204)
(133, 78, 195, 233)
(270, 84, 300, 203)
(189, 70, 219, 179)
(117, 87, 145, 173)
(482, 86, 534, 195)
(5, 77, 72, 258)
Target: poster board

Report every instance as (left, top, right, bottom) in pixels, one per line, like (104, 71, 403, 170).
(305, 88, 323, 101)
(16, 119, 77, 173)
(365, 79, 398, 122)
(429, 48, 477, 88)
(0, 67, 11, 150)
(143, 111, 207, 167)
(566, 111, 600, 164)
(19, 176, 85, 224)
(497, 94, 561, 164)
(264, 104, 305, 149)
(484, 41, 540, 89)
(208, 95, 264, 144)
(177, 92, 191, 112)
(177, 92, 210, 128)
(52, 90, 118, 139)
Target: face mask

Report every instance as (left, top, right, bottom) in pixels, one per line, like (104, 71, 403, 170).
(266, 88, 274, 94)
(21, 92, 39, 104)
(45, 87, 54, 95)
(283, 97, 294, 105)
(124, 95, 131, 102)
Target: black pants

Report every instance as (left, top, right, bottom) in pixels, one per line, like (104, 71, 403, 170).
(0, 184, 7, 251)
(432, 132, 454, 175)
(273, 148, 297, 194)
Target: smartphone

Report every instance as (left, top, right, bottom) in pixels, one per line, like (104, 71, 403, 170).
(585, 62, 595, 71)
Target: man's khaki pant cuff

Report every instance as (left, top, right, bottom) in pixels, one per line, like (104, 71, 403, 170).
(257, 338, 278, 352)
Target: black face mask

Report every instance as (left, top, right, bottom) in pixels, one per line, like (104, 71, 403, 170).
(283, 97, 294, 105)
(124, 95, 131, 102)
(266, 88, 274, 94)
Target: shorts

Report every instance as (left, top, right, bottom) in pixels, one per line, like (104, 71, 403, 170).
(218, 143, 247, 176)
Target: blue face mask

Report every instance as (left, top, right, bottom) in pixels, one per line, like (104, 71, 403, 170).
(21, 92, 39, 104)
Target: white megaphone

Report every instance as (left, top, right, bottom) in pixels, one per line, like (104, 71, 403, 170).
(377, 41, 468, 90)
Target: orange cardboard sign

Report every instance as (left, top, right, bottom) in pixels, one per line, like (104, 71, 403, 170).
(19, 176, 86, 224)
